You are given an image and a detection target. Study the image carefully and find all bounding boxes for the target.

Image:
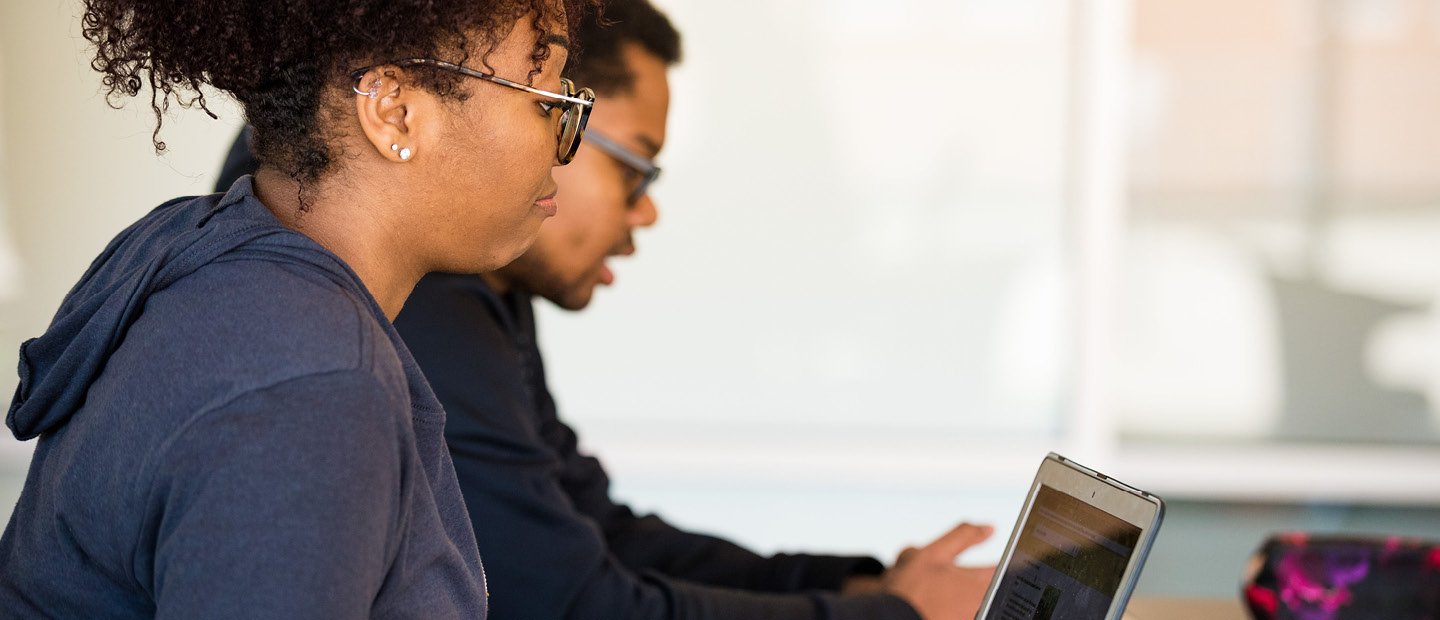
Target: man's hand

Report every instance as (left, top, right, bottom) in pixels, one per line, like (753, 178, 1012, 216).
(882, 523, 998, 619)
(840, 574, 886, 595)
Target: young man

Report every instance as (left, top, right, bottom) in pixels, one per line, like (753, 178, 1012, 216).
(215, 1, 994, 617)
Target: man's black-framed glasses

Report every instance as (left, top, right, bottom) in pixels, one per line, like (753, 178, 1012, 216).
(350, 58, 596, 165)
(584, 131, 662, 205)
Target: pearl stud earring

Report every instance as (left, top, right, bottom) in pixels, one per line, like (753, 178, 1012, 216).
(399, 147, 413, 161)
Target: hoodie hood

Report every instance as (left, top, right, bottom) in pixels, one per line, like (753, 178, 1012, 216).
(7, 178, 296, 440)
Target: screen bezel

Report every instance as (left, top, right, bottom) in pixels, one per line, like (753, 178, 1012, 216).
(973, 452, 1165, 620)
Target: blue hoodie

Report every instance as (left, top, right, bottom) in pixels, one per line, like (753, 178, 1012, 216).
(0, 179, 488, 619)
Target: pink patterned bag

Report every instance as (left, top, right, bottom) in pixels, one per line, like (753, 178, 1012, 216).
(1242, 533, 1440, 620)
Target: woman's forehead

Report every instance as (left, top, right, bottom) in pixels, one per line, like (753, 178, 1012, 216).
(484, 20, 570, 77)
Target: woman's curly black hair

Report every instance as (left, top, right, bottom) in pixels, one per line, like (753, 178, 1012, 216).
(81, 0, 599, 184)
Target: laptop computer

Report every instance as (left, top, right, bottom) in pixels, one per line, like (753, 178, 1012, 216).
(974, 453, 1165, 620)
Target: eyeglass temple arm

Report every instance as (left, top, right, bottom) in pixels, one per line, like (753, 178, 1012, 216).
(584, 131, 658, 174)
(350, 59, 594, 107)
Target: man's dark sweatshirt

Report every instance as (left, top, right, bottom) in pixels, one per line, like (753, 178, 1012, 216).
(0, 179, 488, 618)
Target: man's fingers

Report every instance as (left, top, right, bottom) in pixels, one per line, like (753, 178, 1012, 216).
(923, 522, 995, 559)
(966, 565, 998, 581)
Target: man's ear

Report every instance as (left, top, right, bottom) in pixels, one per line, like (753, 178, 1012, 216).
(353, 67, 422, 163)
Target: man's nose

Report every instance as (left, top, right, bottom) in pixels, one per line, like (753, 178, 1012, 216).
(628, 193, 659, 228)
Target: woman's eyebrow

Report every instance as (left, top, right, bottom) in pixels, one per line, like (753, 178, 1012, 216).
(539, 34, 572, 50)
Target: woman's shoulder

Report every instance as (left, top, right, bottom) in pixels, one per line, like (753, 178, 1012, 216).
(129, 254, 403, 396)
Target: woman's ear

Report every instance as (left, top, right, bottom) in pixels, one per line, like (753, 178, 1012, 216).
(353, 67, 422, 163)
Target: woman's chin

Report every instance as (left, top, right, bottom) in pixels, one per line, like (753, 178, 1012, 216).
(481, 240, 542, 274)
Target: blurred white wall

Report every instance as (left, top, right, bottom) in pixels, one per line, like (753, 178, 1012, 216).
(535, 0, 1077, 562)
(538, 0, 1073, 454)
(0, 52, 24, 335)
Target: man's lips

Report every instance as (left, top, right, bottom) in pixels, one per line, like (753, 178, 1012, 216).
(613, 238, 636, 257)
(598, 243, 636, 287)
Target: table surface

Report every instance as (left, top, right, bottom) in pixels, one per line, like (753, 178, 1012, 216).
(1124, 597, 1248, 620)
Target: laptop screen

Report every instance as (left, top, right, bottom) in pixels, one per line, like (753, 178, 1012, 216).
(983, 485, 1143, 619)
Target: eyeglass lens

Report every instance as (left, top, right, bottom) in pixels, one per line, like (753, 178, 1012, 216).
(555, 79, 594, 165)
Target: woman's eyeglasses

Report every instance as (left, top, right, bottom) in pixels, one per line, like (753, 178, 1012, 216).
(583, 130, 662, 205)
(350, 58, 596, 165)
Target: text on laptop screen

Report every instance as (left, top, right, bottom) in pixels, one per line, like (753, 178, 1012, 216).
(984, 485, 1142, 620)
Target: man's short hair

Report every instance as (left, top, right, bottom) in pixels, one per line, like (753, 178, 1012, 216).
(571, 0, 682, 95)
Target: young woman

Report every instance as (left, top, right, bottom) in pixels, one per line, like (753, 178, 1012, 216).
(0, 0, 596, 617)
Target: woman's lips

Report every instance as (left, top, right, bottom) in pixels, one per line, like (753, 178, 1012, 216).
(534, 194, 558, 217)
